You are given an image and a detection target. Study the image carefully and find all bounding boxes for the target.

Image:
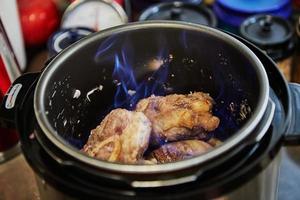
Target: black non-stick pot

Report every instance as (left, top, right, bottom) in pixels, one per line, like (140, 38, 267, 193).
(1, 21, 300, 200)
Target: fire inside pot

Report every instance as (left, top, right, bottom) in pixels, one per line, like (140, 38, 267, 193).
(80, 38, 225, 164)
(45, 29, 255, 165)
(72, 29, 255, 164)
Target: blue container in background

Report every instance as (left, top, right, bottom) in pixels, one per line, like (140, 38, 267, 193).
(213, 0, 292, 33)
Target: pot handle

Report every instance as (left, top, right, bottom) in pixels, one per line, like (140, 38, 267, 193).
(284, 83, 300, 145)
(0, 73, 40, 129)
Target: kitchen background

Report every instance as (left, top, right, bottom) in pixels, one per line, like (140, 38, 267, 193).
(0, 0, 300, 199)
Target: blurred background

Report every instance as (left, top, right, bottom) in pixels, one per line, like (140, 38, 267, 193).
(1, 0, 300, 199)
(2, 0, 300, 81)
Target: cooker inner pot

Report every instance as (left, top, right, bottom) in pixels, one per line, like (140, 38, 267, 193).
(39, 25, 262, 157)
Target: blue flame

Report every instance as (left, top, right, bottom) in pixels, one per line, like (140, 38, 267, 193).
(94, 34, 171, 110)
(113, 48, 170, 109)
(94, 34, 120, 62)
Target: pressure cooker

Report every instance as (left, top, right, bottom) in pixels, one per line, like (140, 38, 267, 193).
(1, 21, 300, 200)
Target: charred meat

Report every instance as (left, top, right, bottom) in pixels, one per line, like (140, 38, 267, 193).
(82, 109, 151, 164)
(135, 92, 220, 146)
(207, 137, 223, 147)
(149, 140, 212, 163)
(82, 92, 221, 164)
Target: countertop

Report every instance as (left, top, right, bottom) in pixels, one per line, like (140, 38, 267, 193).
(0, 153, 39, 200)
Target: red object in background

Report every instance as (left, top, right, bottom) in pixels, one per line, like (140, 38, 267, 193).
(115, 0, 124, 6)
(18, 0, 60, 46)
(0, 57, 19, 152)
(0, 124, 19, 152)
(0, 56, 11, 94)
(294, 0, 300, 8)
(0, 21, 20, 153)
(67, 0, 124, 5)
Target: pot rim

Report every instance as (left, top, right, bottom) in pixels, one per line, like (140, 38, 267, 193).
(34, 21, 269, 173)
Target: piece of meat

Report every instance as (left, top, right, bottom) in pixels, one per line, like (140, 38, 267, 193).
(135, 92, 220, 146)
(149, 140, 212, 163)
(207, 137, 223, 147)
(82, 109, 152, 164)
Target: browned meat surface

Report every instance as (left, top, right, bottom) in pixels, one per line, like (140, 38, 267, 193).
(82, 109, 152, 164)
(207, 137, 223, 147)
(149, 140, 212, 163)
(135, 92, 220, 146)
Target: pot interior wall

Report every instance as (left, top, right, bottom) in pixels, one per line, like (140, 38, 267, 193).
(42, 26, 261, 149)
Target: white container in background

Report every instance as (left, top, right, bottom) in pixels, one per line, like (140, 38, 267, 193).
(0, 0, 26, 72)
